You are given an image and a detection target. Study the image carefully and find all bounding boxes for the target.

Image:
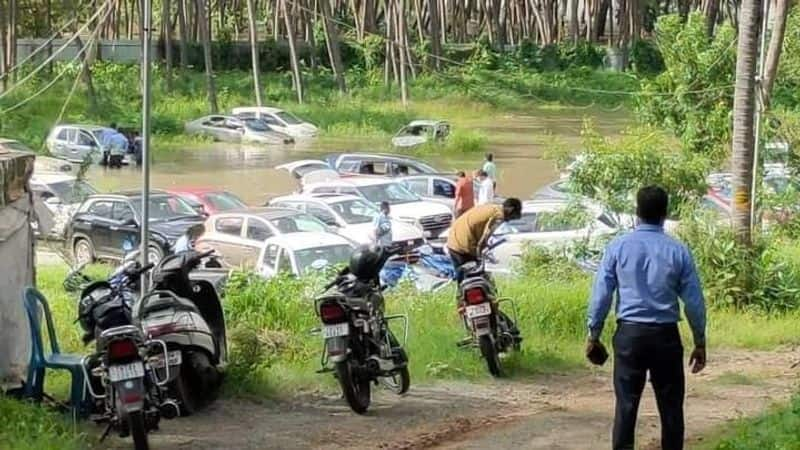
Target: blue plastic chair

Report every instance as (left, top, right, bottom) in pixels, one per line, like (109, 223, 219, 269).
(22, 287, 87, 415)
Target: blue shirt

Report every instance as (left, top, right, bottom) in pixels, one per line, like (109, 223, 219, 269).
(587, 224, 706, 346)
(372, 213, 392, 246)
(173, 235, 193, 253)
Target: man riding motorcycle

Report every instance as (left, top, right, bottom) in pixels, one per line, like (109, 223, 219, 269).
(446, 198, 522, 281)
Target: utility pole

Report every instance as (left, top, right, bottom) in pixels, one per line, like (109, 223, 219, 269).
(245, 0, 263, 107)
(140, 0, 153, 294)
(749, 0, 771, 232)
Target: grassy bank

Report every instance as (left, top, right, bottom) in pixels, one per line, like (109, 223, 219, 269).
(0, 396, 90, 450)
(699, 395, 800, 450)
(0, 64, 637, 156)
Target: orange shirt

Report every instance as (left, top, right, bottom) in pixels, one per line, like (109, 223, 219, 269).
(454, 176, 475, 212)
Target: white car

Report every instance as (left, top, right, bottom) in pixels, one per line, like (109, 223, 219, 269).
(275, 160, 332, 180)
(269, 194, 426, 251)
(185, 115, 294, 145)
(30, 172, 98, 239)
(232, 106, 318, 138)
(301, 177, 454, 239)
(256, 232, 355, 278)
(391, 120, 450, 149)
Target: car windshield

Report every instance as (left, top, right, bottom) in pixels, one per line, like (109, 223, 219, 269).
(131, 195, 198, 221)
(90, 128, 108, 140)
(268, 213, 328, 233)
(295, 244, 353, 275)
(203, 191, 246, 211)
(276, 111, 303, 125)
(49, 180, 97, 204)
(243, 118, 272, 132)
(358, 182, 420, 204)
(330, 198, 380, 224)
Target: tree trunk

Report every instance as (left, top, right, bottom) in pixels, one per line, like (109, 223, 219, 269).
(428, 0, 442, 69)
(281, 0, 304, 103)
(398, 0, 409, 106)
(568, 0, 579, 42)
(178, 0, 189, 69)
(762, 0, 790, 107)
(197, 0, 218, 113)
(0, 0, 6, 92)
(75, 34, 99, 114)
(163, 0, 174, 91)
(7, 0, 16, 81)
(704, 0, 719, 36)
(319, 0, 347, 93)
(593, 0, 609, 41)
(730, 0, 763, 245)
(245, 0, 264, 106)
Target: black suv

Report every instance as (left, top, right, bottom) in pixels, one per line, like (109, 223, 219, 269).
(68, 190, 205, 265)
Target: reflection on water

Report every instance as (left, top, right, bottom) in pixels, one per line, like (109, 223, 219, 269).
(83, 107, 630, 204)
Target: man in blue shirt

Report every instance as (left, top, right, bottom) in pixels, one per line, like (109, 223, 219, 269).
(373, 201, 392, 247)
(586, 186, 707, 450)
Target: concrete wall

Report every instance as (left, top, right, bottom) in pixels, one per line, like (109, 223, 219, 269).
(0, 151, 35, 390)
(17, 38, 156, 64)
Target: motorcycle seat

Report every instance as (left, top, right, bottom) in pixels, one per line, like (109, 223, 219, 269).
(142, 293, 199, 315)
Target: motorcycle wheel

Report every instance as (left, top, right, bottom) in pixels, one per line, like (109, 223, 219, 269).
(175, 351, 219, 416)
(479, 335, 502, 377)
(128, 411, 150, 450)
(335, 360, 371, 414)
(379, 332, 410, 395)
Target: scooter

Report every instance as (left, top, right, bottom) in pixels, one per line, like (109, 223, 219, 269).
(134, 250, 227, 415)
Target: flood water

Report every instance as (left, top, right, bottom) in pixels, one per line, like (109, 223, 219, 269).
(83, 107, 630, 204)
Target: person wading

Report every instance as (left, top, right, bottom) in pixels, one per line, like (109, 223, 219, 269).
(586, 186, 707, 450)
(476, 170, 494, 205)
(454, 171, 475, 218)
(482, 153, 497, 189)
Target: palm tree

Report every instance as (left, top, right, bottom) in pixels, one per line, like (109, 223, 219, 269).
(196, 0, 218, 113)
(730, 0, 763, 245)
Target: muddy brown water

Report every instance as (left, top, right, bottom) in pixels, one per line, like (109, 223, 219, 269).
(83, 108, 630, 204)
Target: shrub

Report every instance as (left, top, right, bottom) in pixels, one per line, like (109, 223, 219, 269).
(629, 39, 665, 74)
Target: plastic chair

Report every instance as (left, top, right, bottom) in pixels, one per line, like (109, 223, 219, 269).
(21, 287, 88, 415)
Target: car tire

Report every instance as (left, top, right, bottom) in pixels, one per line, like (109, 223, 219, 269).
(73, 238, 95, 266)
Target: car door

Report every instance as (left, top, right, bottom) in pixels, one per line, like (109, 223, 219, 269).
(73, 128, 100, 162)
(258, 243, 280, 278)
(275, 248, 296, 275)
(81, 200, 115, 256)
(305, 203, 340, 227)
(49, 128, 71, 158)
(206, 216, 247, 267)
(432, 178, 456, 199)
(402, 177, 430, 197)
(109, 200, 139, 258)
(264, 114, 289, 135)
(242, 218, 275, 268)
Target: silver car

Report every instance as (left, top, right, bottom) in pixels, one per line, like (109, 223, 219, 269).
(185, 115, 294, 145)
(46, 124, 112, 163)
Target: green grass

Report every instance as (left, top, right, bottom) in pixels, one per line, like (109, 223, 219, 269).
(698, 395, 800, 450)
(0, 396, 91, 450)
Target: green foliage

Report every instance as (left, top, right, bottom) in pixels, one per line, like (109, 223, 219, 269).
(559, 121, 710, 216)
(771, 8, 800, 107)
(0, 397, 90, 450)
(628, 39, 665, 74)
(556, 41, 605, 69)
(637, 13, 736, 160)
(703, 395, 800, 450)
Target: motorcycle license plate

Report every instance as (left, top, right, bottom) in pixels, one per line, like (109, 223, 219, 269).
(108, 362, 145, 382)
(465, 303, 492, 319)
(150, 350, 182, 369)
(322, 323, 349, 338)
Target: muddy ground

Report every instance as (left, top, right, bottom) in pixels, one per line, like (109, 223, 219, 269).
(103, 348, 797, 449)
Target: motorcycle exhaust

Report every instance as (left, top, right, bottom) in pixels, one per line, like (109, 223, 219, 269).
(159, 400, 180, 419)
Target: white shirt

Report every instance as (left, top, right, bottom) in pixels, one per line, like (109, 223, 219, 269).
(477, 178, 494, 205)
(173, 235, 193, 253)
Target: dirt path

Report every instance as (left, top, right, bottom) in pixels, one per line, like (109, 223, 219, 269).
(106, 348, 798, 449)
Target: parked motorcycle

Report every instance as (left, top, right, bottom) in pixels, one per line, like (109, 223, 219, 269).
(78, 261, 177, 450)
(314, 245, 410, 414)
(135, 249, 227, 415)
(455, 242, 522, 377)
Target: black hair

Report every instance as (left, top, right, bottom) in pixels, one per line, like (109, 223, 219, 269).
(502, 198, 522, 221)
(636, 186, 668, 225)
(457, 171, 466, 177)
(486, 153, 494, 162)
(380, 201, 390, 212)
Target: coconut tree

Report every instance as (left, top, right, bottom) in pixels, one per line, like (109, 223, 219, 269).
(762, 0, 792, 107)
(730, 0, 763, 245)
(196, 0, 218, 113)
(245, 0, 263, 106)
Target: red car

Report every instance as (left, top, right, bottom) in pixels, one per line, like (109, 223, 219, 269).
(167, 188, 247, 216)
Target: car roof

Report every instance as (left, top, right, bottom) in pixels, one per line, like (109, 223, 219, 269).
(54, 124, 105, 130)
(274, 160, 330, 171)
(327, 153, 431, 164)
(168, 187, 232, 195)
(272, 193, 365, 204)
(521, 199, 604, 214)
(306, 177, 398, 188)
(232, 106, 283, 114)
(406, 120, 447, 127)
(213, 207, 300, 220)
(30, 172, 77, 184)
(399, 173, 457, 180)
(263, 231, 354, 251)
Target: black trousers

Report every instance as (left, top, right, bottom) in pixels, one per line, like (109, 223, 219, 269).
(613, 321, 685, 450)
(448, 248, 477, 283)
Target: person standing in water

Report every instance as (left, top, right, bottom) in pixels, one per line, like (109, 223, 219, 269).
(482, 153, 497, 189)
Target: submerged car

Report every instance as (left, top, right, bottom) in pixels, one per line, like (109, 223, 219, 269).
(45, 124, 134, 164)
(391, 120, 450, 149)
(185, 115, 294, 145)
(301, 177, 454, 239)
(167, 187, 247, 216)
(68, 191, 205, 265)
(326, 153, 440, 176)
(268, 193, 425, 251)
(256, 232, 355, 279)
(196, 207, 331, 268)
(30, 172, 98, 240)
(231, 106, 318, 138)
(275, 160, 333, 180)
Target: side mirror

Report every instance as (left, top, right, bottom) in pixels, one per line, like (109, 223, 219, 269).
(121, 218, 137, 227)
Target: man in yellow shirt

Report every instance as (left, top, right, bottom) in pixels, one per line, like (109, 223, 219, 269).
(446, 198, 522, 279)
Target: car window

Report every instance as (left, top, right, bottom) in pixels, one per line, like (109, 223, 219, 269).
(276, 250, 293, 273)
(269, 213, 327, 233)
(338, 161, 360, 174)
(203, 191, 246, 211)
(215, 217, 244, 236)
(306, 205, 338, 226)
(433, 179, 455, 198)
(358, 182, 420, 205)
(501, 212, 537, 234)
(294, 245, 353, 275)
(263, 244, 279, 268)
(330, 199, 378, 225)
(246, 218, 274, 241)
(357, 161, 387, 175)
(403, 178, 429, 196)
(276, 111, 303, 125)
(56, 128, 69, 140)
(77, 131, 95, 146)
(111, 202, 135, 223)
(65, 128, 78, 143)
(263, 115, 282, 126)
(87, 200, 113, 219)
(310, 186, 337, 194)
(131, 195, 197, 221)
